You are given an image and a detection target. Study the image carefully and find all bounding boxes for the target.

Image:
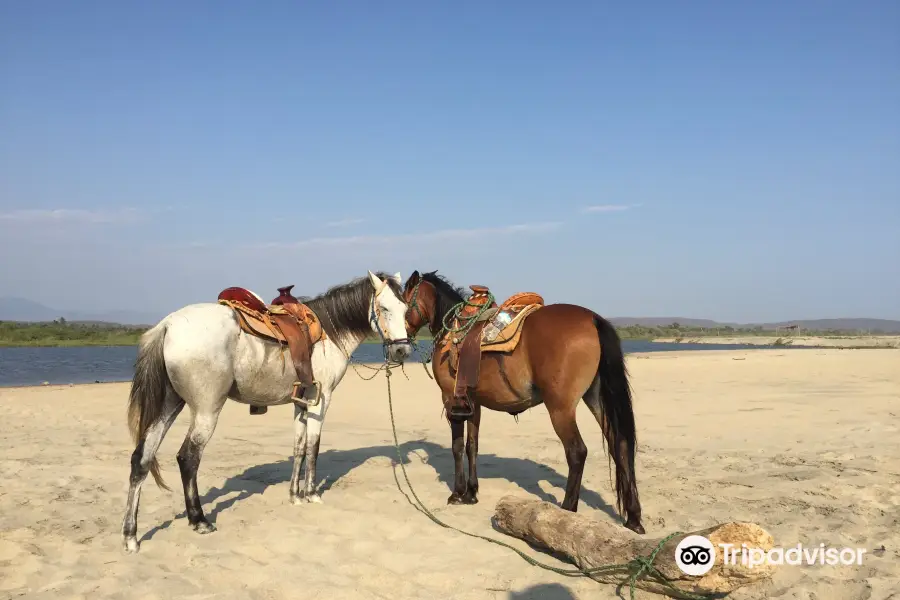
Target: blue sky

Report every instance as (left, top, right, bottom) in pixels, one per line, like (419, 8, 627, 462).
(2, 1, 898, 322)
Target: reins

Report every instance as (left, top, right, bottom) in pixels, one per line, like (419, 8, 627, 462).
(319, 284, 410, 381)
(404, 280, 497, 380)
(377, 363, 711, 600)
(347, 279, 712, 598)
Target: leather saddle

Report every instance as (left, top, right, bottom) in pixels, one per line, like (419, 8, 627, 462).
(217, 285, 326, 414)
(443, 285, 544, 420)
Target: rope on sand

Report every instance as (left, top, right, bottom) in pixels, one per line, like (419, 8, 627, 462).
(375, 364, 713, 600)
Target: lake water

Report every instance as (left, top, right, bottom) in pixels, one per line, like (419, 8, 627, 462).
(0, 340, 787, 388)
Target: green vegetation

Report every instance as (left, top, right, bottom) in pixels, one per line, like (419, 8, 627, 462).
(614, 322, 896, 340)
(1, 319, 894, 348)
(0, 319, 147, 347)
(0, 320, 434, 347)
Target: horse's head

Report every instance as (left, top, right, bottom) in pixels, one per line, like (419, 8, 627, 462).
(402, 270, 435, 338)
(366, 270, 413, 363)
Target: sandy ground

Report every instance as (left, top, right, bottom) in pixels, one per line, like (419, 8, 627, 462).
(1, 349, 898, 600)
(653, 336, 900, 348)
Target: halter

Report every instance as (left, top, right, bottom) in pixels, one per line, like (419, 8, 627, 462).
(370, 284, 412, 359)
(404, 279, 428, 334)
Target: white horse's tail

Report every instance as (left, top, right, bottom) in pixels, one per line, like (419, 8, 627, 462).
(127, 321, 173, 490)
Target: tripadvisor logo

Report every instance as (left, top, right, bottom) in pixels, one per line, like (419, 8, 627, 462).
(675, 535, 868, 575)
(675, 535, 716, 576)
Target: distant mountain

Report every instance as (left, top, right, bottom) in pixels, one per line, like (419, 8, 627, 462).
(0, 297, 161, 326)
(609, 317, 730, 328)
(0, 297, 60, 322)
(609, 316, 900, 333)
(4, 295, 899, 332)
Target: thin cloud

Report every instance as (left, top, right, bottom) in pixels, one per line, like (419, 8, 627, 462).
(241, 221, 563, 251)
(581, 203, 642, 214)
(0, 208, 143, 224)
(325, 218, 365, 228)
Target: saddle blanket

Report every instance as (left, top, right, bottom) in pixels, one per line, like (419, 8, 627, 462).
(480, 303, 542, 353)
(444, 303, 542, 371)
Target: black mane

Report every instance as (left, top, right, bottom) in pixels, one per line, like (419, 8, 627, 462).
(304, 272, 403, 340)
(420, 271, 467, 325)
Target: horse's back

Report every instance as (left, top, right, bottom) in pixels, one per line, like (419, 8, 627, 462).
(523, 303, 600, 341)
(518, 303, 603, 385)
(154, 303, 241, 391)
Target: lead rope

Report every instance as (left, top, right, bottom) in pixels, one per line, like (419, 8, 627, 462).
(382, 364, 712, 600)
(319, 301, 395, 381)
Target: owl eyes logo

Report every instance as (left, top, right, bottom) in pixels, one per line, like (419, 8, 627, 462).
(675, 535, 716, 576)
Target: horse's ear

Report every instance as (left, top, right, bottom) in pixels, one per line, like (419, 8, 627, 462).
(367, 270, 386, 293)
(407, 270, 421, 286)
(391, 272, 402, 284)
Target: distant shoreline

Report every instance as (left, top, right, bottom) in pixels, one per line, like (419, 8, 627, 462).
(653, 335, 900, 349)
(0, 341, 140, 348)
(3, 330, 900, 348)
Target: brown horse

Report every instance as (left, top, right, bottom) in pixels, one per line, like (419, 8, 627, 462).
(402, 270, 644, 533)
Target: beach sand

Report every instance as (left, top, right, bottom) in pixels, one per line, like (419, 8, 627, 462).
(1, 349, 897, 599)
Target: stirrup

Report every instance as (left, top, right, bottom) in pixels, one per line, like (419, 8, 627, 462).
(447, 396, 474, 420)
(291, 380, 322, 408)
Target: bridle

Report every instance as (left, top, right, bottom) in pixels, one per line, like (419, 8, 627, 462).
(370, 285, 412, 359)
(403, 279, 429, 336)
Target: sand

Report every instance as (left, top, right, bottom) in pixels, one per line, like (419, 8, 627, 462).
(1, 349, 898, 600)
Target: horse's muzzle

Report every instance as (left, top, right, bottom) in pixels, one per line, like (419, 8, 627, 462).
(385, 340, 413, 363)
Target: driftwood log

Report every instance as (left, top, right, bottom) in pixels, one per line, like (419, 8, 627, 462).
(494, 495, 776, 598)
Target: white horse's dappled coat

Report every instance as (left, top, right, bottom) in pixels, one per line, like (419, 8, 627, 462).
(121, 271, 411, 553)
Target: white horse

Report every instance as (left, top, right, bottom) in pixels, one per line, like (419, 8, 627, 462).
(121, 270, 412, 553)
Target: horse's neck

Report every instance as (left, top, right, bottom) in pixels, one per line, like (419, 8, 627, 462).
(431, 290, 464, 336)
(331, 330, 367, 358)
(429, 317, 444, 337)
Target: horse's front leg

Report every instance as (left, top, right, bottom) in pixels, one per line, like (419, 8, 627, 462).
(462, 404, 481, 504)
(302, 391, 331, 503)
(446, 414, 469, 504)
(289, 402, 308, 505)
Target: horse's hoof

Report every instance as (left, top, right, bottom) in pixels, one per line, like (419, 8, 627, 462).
(123, 537, 140, 553)
(447, 493, 471, 505)
(305, 493, 323, 504)
(290, 494, 304, 506)
(625, 521, 645, 535)
(191, 520, 217, 535)
(461, 492, 478, 505)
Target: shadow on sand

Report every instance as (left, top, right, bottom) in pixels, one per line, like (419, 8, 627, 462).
(141, 439, 622, 543)
(507, 583, 577, 600)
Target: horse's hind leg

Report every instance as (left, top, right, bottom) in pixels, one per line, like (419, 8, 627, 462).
(176, 401, 225, 534)
(122, 389, 185, 553)
(545, 401, 588, 512)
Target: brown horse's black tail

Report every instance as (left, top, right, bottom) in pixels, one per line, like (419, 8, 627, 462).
(585, 314, 640, 522)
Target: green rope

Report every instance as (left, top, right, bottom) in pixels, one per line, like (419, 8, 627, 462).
(382, 366, 714, 600)
(441, 292, 497, 338)
(409, 292, 497, 373)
